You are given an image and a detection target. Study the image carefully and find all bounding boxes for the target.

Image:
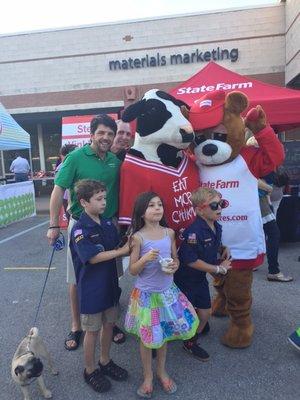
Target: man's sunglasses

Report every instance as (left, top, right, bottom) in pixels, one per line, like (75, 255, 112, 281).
(200, 200, 227, 211)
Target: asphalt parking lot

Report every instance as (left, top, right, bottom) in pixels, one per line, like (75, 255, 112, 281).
(1, 215, 299, 400)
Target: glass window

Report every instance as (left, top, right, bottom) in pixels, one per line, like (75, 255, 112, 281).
(42, 120, 61, 175)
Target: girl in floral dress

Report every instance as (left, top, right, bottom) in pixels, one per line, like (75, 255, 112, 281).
(125, 192, 199, 398)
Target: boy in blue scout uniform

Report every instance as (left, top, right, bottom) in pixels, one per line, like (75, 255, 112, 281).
(175, 187, 231, 361)
(70, 179, 129, 393)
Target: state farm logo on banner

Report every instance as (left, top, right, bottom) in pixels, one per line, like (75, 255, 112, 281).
(62, 114, 118, 147)
(176, 81, 253, 95)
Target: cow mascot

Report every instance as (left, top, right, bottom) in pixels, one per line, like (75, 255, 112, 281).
(119, 89, 199, 238)
(189, 90, 284, 348)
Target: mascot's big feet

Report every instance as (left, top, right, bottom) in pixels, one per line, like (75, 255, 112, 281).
(212, 276, 229, 317)
(221, 320, 254, 348)
(221, 269, 254, 348)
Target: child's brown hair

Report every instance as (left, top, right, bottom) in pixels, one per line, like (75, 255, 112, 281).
(75, 179, 106, 203)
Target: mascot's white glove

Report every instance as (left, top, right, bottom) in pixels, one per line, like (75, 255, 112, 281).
(215, 266, 228, 275)
(215, 259, 232, 275)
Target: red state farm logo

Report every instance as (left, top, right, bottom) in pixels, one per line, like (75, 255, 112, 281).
(218, 193, 229, 209)
(220, 199, 229, 208)
(201, 179, 239, 189)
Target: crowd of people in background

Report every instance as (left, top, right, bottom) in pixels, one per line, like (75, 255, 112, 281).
(9, 153, 30, 182)
(246, 136, 293, 282)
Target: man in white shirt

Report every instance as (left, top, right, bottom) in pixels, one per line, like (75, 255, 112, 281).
(9, 154, 30, 182)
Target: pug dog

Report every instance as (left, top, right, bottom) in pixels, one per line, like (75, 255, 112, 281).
(11, 327, 58, 400)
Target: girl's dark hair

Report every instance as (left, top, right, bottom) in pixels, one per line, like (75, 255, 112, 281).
(60, 144, 77, 157)
(274, 168, 290, 187)
(129, 192, 167, 236)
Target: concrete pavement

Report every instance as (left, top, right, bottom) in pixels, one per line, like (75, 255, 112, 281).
(1, 216, 299, 400)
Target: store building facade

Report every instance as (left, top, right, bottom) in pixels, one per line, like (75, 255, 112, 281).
(0, 0, 299, 177)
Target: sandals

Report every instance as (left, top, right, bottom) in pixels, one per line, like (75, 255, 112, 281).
(137, 384, 153, 398)
(64, 330, 83, 351)
(112, 325, 126, 344)
(158, 377, 177, 394)
(98, 359, 128, 381)
(137, 377, 176, 397)
(84, 368, 111, 393)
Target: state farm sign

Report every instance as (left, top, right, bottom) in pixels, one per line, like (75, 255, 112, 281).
(62, 114, 118, 147)
(176, 81, 253, 95)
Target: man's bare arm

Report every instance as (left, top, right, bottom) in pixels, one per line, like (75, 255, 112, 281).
(47, 185, 65, 244)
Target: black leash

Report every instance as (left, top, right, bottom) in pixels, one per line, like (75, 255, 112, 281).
(24, 233, 73, 400)
(32, 233, 65, 326)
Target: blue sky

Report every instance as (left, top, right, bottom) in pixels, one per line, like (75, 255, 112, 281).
(1, 0, 278, 35)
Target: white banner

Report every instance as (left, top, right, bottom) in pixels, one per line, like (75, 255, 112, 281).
(62, 114, 118, 147)
(0, 181, 36, 227)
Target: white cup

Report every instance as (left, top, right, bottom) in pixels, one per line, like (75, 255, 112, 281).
(159, 257, 174, 273)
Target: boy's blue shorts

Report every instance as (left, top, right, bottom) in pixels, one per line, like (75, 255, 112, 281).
(178, 278, 211, 310)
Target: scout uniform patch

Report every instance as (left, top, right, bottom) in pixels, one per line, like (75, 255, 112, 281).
(187, 233, 197, 244)
(74, 228, 83, 243)
(204, 237, 213, 247)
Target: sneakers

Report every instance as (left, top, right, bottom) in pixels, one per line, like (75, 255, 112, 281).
(183, 341, 210, 361)
(288, 328, 300, 351)
(267, 272, 293, 282)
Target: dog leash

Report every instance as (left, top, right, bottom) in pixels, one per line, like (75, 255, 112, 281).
(21, 232, 73, 399)
(32, 233, 65, 327)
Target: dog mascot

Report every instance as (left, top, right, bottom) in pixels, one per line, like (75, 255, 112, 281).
(119, 89, 199, 239)
(190, 89, 284, 348)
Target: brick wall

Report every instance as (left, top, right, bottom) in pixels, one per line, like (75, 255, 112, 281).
(285, 0, 300, 85)
(0, 4, 286, 105)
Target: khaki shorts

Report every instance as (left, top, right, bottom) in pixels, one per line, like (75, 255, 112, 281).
(80, 306, 119, 332)
(111, 217, 124, 278)
(66, 217, 76, 284)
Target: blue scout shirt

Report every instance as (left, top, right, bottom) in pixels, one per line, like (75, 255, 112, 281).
(70, 212, 120, 314)
(176, 216, 222, 284)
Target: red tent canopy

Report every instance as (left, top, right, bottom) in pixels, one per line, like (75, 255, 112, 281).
(170, 62, 300, 131)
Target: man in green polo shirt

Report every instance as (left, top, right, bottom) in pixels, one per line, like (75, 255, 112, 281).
(47, 114, 121, 351)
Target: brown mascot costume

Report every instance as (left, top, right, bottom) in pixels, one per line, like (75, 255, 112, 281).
(190, 90, 284, 348)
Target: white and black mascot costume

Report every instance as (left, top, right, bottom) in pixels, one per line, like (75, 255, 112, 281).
(119, 89, 199, 239)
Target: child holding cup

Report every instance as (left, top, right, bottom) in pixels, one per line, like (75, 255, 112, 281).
(124, 191, 199, 398)
(175, 187, 231, 361)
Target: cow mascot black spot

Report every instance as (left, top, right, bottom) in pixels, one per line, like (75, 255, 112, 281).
(119, 89, 199, 239)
